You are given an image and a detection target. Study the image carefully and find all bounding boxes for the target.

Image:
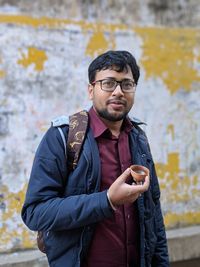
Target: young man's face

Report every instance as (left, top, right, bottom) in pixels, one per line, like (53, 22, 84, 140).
(88, 66, 135, 122)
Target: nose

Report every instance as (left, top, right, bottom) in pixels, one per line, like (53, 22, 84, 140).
(112, 84, 124, 96)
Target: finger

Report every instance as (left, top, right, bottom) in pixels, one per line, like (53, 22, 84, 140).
(138, 175, 150, 192)
(118, 168, 131, 182)
(130, 175, 150, 193)
(143, 175, 150, 188)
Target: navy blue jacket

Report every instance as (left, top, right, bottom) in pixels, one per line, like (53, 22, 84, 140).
(21, 122, 169, 267)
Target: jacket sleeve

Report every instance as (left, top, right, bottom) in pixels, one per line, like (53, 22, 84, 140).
(151, 162, 169, 267)
(21, 126, 113, 232)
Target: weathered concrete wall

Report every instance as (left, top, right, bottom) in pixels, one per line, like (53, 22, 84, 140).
(0, 0, 200, 27)
(0, 0, 200, 253)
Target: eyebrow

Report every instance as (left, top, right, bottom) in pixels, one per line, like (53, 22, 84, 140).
(103, 77, 135, 81)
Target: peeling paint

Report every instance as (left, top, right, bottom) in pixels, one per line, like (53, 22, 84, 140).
(0, 70, 5, 78)
(164, 212, 200, 228)
(134, 27, 200, 94)
(85, 31, 115, 57)
(156, 151, 200, 230)
(156, 152, 200, 201)
(0, 55, 5, 78)
(0, 14, 128, 32)
(17, 47, 48, 71)
(0, 184, 35, 250)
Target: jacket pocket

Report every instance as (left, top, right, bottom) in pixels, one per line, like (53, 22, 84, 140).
(43, 229, 80, 264)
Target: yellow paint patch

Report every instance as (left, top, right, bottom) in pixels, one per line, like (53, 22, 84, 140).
(86, 31, 115, 57)
(164, 212, 200, 228)
(18, 47, 47, 71)
(0, 14, 127, 32)
(0, 70, 5, 78)
(193, 175, 198, 186)
(158, 154, 200, 229)
(134, 27, 200, 94)
(156, 152, 200, 203)
(0, 56, 5, 78)
(0, 14, 65, 28)
(0, 184, 35, 251)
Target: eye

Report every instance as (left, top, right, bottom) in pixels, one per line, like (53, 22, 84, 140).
(124, 81, 133, 86)
(123, 80, 135, 88)
(102, 79, 115, 88)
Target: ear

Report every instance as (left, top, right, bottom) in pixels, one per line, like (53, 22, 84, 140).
(88, 84, 94, 100)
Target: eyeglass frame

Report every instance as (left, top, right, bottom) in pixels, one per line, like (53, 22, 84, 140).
(91, 78, 137, 93)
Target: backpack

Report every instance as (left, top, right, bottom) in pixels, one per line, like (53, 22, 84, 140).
(37, 110, 89, 253)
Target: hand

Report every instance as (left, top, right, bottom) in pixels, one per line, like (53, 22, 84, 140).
(107, 168, 150, 207)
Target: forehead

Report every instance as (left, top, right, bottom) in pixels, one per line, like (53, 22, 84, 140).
(95, 66, 134, 80)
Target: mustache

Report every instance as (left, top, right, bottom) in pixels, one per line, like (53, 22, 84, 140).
(106, 98, 127, 105)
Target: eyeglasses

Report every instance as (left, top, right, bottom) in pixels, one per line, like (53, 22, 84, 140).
(91, 78, 136, 93)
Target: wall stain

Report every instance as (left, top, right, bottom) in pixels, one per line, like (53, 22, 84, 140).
(156, 152, 200, 227)
(164, 212, 200, 228)
(18, 47, 48, 71)
(85, 31, 115, 57)
(0, 184, 35, 251)
(156, 152, 200, 201)
(0, 56, 5, 78)
(134, 27, 200, 94)
(0, 14, 128, 32)
(0, 70, 5, 78)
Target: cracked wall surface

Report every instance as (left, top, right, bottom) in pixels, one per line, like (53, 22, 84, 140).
(0, 1, 200, 252)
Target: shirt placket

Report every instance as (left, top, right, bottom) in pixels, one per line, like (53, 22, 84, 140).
(118, 132, 133, 267)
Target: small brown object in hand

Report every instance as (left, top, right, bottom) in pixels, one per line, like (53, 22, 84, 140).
(130, 165, 149, 183)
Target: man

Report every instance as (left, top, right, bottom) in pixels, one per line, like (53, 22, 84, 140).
(22, 50, 169, 267)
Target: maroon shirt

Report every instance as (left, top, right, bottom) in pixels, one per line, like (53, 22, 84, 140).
(83, 108, 140, 267)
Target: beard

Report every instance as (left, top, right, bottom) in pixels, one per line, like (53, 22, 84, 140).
(96, 107, 129, 122)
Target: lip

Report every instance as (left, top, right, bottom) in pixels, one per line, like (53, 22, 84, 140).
(107, 99, 126, 106)
(107, 100, 126, 110)
(109, 103, 124, 110)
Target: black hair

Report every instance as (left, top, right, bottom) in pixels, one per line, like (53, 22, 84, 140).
(88, 50, 140, 84)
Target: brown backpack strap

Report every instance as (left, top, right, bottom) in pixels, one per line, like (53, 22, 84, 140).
(37, 110, 89, 254)
(67, 110, 89, 171)
(37, 231, 46, 253)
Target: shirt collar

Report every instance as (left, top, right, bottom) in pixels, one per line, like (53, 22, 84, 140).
(88, 107, 133, 138)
